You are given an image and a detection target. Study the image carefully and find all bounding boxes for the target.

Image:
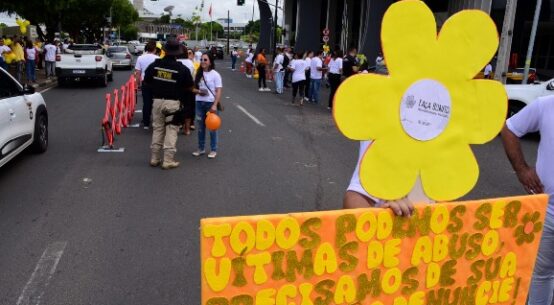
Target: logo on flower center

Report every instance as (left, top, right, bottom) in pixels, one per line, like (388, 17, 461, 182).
(400, 79, 452, 141)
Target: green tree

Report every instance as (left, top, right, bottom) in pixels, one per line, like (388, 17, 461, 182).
(121, 24, 138, 41)
(244, 20, 260, 35)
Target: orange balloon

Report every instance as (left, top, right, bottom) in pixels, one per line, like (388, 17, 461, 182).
(205, 112, 221, 131)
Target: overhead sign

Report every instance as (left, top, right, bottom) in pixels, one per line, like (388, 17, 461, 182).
(201, 195, 548, 305)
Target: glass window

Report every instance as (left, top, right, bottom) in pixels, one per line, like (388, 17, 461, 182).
(0, 70, 22, 99)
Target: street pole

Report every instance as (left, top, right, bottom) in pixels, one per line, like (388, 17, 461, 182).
(494, 0, 518, 84)
(523, 0, 542, 84)
(227, 10, 230, 54)
(273, 0, 278, 56)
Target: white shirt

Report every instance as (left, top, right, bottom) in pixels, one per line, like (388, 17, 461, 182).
(44, 44, 57, 62)
(347, 141, 382, 205)
(194, 51, 202, 62)
(196, 70, 222, 103)
(328, 57, 343, 74)
(178, 58, 195, 77)
(134, 53, 159, 81)
(506, 95, 554, 218)
(245, 53, 254, 63)
(273, 53, 284, 71)
(290, 59, 307, 83)
(484, 64, 493, 76)
(310, 56, 323, 80)
(232, 50, 238, 57)
(0, 45, 10, 55)
(25, 48, 37, 61)
(304, 57, 312, 71)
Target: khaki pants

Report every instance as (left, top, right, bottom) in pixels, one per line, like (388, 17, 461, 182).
(151, 98, 180, 163)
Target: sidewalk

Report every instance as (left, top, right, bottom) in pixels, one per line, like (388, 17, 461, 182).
(6, 62, 58, 91)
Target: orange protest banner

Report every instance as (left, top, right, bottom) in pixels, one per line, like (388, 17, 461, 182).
(201, 195, 548, 305)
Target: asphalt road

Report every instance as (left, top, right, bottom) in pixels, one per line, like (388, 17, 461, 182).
(0, 59, 542, 305)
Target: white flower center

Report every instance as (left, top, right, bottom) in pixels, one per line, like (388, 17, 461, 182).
(399, 79, 452, 141)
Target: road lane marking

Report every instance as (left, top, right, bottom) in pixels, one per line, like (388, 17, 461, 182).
(39, 87, 54, 94)
(16, 241, 68, 305)
(236, 104, 266, 127)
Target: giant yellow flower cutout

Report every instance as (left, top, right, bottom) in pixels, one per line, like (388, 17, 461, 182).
(333, 0, 507, 201)
(16, 19, 30, 34)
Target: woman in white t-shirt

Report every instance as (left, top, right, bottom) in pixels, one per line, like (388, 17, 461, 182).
(303, 51, 313, 101)
(244, 51, 254, 78)
(177, 47, 197, 135)
(327, 49, 343, 109)
(24, 40, 38, 83)
(288, 52, 308, 105)
(192, 53, 222, 159)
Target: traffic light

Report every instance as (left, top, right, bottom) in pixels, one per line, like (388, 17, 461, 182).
(237, 0, 245, 5)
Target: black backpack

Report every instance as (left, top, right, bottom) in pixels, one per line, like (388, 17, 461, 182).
(282, 54, 290, 70)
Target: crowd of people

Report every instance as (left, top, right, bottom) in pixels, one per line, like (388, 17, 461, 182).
(135, 40, 223, 169)
(239, 45, 385, 109)
(0, 35, 68, 85)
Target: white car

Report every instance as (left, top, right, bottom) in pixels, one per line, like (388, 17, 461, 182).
(505, 78, 554, 117)
(0, 67, 48, 168)
(56, 44, 113, 86)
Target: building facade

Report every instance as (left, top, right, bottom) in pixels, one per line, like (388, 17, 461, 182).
(282, 0, 554, 77)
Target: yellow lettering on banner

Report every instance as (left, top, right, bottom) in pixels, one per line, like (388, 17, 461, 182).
(314, 242, 338, 276)
(367, 240, 384, 269)
(334, 275, 356, 304)
(430, 205, 449, 234)
(409, 292, 425, 305)
(204, 257, 231, 292)
(382, 268, 402, 294)
(411, 237, 432, 266)
(432, 235, 449, 262)
(393, 297, 407, 305)
(356, 212, 377, 242)
(276, 284, 297, 305)
(377, 211, 393, 240)
(489, 280, 500, 303)
(203, 223, 232, 257)
(230, 221, 256, 255)
(256, 288, 276, 305)
(246, 252, 271, 285)
(276, 217, 301, 250)
(476, 281, 491, 305)
(481, 230, 500, 257)
(371, 301, 384, 305)
(426, 262, 440, 289)
(498, 278, 514, 302)
(299, 283, 314, 305)
(490, 201, 507, 229)
(500, 252, 517, 278)
(256, 220, 276, 251)
(384, 239, 401, 268)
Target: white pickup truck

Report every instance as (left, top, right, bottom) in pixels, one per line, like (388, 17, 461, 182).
(56, 44, 113, 86)
(505, 78, 554, 117)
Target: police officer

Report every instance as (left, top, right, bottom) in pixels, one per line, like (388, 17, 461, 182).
(143, 39, 194, 169)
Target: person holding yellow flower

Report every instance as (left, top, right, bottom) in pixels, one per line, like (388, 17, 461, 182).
(0, 38, 11, 70)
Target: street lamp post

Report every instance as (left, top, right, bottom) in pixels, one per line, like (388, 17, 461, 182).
(522, 0, 543, 84)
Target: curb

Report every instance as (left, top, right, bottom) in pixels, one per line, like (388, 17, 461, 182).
(32, 78, 58, 92)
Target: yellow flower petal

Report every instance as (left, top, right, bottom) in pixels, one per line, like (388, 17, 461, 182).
(381, 0, 437, 78)
(437, 10, 499, 80)
(333, 73, 399, 140)
(358, 138, 419, 200)
(420, 144, 478, 201)
(446, 80, 507, 144)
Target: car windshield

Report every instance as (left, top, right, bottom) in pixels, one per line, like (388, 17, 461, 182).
(68, 44, 101, 51)
(109, 47, 127, 53)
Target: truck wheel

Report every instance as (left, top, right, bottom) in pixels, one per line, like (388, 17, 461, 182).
(507, 100, 525, 118)
(100, 73, 108, 87)
(108, 71, 113, 82)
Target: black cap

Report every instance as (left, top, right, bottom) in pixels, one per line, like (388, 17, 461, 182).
(163, 39, 183, 56)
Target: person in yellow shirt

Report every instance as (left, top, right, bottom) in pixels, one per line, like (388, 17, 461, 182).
(11, 37, 25, 83)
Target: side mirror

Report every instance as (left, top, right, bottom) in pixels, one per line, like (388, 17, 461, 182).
(23, 84, 35, 95)
(547, 81, 554, 91)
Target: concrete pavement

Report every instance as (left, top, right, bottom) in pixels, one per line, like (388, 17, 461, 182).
(0, 59, 542, 304)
